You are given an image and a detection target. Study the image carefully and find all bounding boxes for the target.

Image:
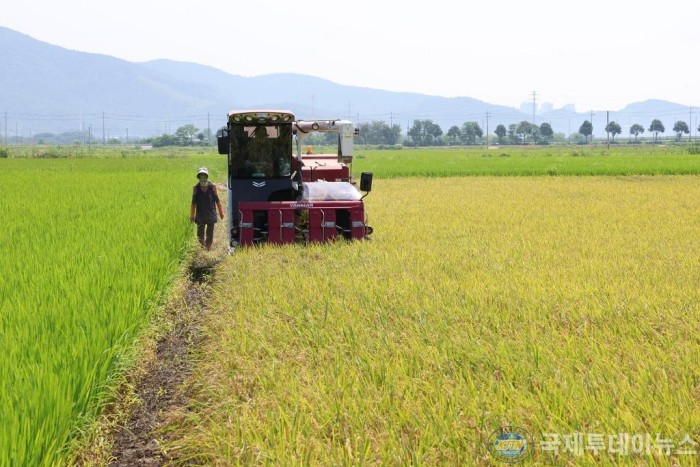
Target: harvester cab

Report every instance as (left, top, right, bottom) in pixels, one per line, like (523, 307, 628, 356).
(217, 110, 373, 248)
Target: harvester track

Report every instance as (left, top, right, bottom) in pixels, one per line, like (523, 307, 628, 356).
(108, 255, 221, 466)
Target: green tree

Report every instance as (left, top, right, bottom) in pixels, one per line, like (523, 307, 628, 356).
(424, 121, 443, 145)
(494, 124, 507, 144)
(357, 122, 369, 144)
(407, 120, 425, 146)
(385, 123, 402, 145)
(630, 123, 644, 142)
(605, 121, 622, 142)
(516, 121, 533, 144)
(539, 122, 554, 142)
(579, 120, 593, 143)
(447, 125, 461, 143)
(175, 124, 199, 145)
(460, 121, 483, 145)
(407, 120, 442, 146)
(374, 121, 401, 144)
(359, 121, 401, 145)
(507, 123, 519, 144)
(150, 133, 179, 147)
(648, 119, 665, 143)
(672, 121, 689, 141)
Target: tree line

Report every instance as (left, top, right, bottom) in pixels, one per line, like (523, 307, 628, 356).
(148, 119, 695, 147)
(26, 119, 693, 147)
(396, 118, 698, 146)
(608, 119, 692, 143)
(145, 124, 210, 147)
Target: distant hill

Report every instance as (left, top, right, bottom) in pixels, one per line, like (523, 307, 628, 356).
(0, 26, 693, 139)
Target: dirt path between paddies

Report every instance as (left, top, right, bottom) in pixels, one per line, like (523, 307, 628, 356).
(107, 254, 221, 466)
(74, 185, 229, 466)
(109, 191, 229, 466)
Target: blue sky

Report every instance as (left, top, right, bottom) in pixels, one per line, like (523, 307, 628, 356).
(2, 0, 699, 111)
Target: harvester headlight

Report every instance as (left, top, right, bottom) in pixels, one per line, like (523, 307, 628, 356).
(258, 117, 267, 123)
(244, 115, 254, 122)
(270, 115, 280, 122)
(232, 116, 242, 122)
(282, 115, 292, 122)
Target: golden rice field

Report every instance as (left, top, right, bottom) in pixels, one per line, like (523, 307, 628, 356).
(163, 176, 700, 465)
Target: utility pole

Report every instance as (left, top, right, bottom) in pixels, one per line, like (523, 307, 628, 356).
(590, 110, 595, 143)
(485, 111, 491, 147)
(3, 111, 7, 146)
(606, 111, 610, 149)
(126, 128, 129, 145)
(532, 91, 537, 125)
(102, 111, 106, 145)
(207, 113, 211, 145)
(690, 106, 693, 142)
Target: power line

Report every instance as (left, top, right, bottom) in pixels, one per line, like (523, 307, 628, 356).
(3, 106, 699, 143)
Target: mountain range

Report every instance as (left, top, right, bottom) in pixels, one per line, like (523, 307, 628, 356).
(0, 26, 694, 139)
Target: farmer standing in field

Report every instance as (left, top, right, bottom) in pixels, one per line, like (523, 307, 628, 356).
(190, 167, 224, 250)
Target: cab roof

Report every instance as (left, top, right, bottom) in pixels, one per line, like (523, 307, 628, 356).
(227, 110, 294, 124)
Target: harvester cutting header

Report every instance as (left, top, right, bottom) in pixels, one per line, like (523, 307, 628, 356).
(217, 110, 373, 248)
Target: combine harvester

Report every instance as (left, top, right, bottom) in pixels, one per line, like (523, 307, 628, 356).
(217, 110, 373, 248)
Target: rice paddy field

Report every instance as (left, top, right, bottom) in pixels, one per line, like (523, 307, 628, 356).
(164, 175, 700, 465)
(0, 154, 222, 465)
(0, 145, 699, 465)
(350, 145, 700, 177)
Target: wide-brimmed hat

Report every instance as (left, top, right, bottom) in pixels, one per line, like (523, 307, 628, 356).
(197, 167, 209, 177)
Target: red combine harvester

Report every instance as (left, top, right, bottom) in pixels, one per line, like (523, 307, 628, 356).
(217, 110, 373, 248)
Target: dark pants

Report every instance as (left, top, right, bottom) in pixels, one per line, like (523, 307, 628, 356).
(197, 223, 215, 246)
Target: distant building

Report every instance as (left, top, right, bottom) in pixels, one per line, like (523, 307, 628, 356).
(521, 101, 555, 115)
